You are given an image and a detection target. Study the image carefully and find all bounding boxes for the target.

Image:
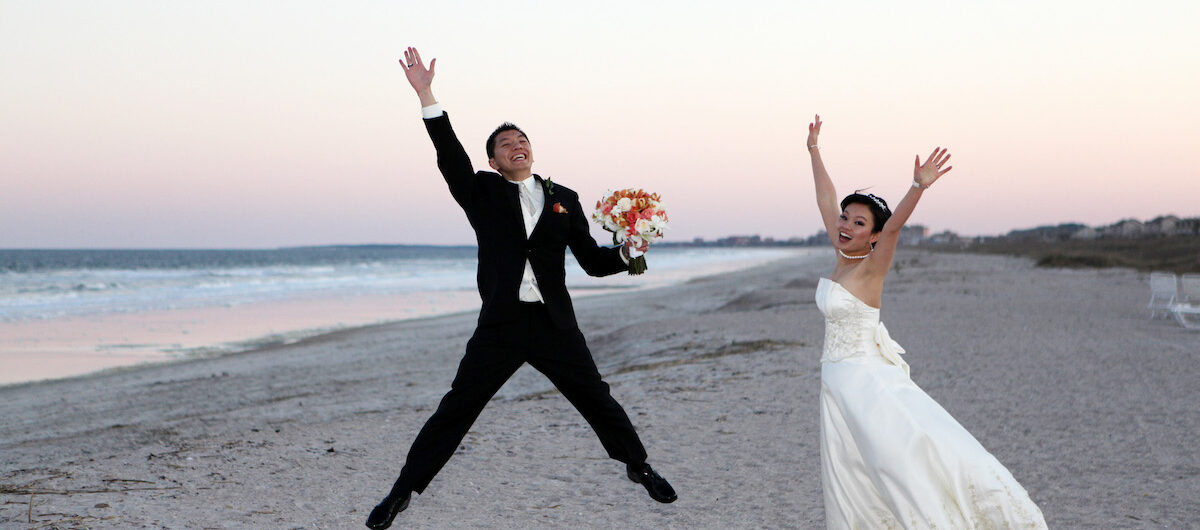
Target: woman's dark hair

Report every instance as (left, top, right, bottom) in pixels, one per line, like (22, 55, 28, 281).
(840, 192, 892, 233)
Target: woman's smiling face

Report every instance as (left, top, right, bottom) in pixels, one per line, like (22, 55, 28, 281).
(836, 203, 878, 253)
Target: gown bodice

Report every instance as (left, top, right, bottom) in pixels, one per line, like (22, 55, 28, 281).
(816, 278, 909, 374)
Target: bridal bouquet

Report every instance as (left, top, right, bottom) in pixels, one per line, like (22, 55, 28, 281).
(591, 188, 668, 275)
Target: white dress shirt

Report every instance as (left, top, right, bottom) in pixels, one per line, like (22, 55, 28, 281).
(513, 176, 546, 302)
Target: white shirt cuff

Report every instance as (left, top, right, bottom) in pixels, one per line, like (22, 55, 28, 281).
(421, 103, 444, 119)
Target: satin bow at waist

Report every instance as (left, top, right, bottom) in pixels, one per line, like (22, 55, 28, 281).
(874, 321, 910, 376)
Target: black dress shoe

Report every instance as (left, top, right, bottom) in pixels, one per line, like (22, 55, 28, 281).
(626, 463, 677, 503)
(365, 491, 410, 529)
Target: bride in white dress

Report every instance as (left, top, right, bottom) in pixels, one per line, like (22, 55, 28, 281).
(806, 115, 1047, 529)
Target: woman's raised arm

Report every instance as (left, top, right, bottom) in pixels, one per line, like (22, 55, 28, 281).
(808, 115, 840, 245)
(865, 147, 953, 275)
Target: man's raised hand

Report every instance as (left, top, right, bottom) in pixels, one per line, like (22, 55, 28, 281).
(401, 47, 437, 107)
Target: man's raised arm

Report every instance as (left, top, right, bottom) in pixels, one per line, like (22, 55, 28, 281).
(401, 47, 438, 109)
(400, 47, 476, 207)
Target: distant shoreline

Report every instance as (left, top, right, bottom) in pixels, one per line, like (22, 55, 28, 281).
(6, 210, 1197, 274)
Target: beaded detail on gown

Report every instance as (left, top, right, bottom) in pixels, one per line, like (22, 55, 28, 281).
(816, 278, 1047, 529)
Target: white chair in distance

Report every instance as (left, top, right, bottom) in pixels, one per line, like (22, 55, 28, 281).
(1178, 274, 1200, 305)
(1147, 271, 1177, 319)
(1171, 273, 1200, 329)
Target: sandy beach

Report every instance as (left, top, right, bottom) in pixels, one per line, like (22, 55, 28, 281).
(1, 249, 1197, 528)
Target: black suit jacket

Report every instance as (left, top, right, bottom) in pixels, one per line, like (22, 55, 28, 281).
(425, 113, 628, 330)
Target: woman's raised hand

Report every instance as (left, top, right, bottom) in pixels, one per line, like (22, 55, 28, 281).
(400, 47, 436, 95)
(914, 147, 952, 188)
(807, 114, 822, 150)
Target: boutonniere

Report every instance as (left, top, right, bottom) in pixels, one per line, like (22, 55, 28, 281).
(544, 176, 555, 196)
(552, 202, 568, 214)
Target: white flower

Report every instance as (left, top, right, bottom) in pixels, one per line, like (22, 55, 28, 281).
(634, 218, 652, 235)
(615, 197, 632, 212)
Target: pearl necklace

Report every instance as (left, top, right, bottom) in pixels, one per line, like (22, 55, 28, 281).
(838, 249, 870, 260)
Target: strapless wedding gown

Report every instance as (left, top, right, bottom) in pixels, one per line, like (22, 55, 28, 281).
(816, 278, 1047, 529)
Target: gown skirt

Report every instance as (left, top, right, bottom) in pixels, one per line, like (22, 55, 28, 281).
(816, 278, 1047, 529)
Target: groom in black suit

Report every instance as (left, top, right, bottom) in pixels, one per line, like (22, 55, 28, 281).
(366, 47, 676, 529)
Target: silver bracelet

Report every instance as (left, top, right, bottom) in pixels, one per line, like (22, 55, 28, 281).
(807, 145, 818, 149)
(912, 180, 927, 189)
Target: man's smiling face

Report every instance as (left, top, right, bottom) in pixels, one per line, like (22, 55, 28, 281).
(488, 129, 533, 179)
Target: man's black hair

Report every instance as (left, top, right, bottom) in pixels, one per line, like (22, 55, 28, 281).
(486, 122, 528, 159)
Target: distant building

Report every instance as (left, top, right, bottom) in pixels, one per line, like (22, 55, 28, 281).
(1109, 219, 1145, 237)
(1071, 227, 1099, 240)
(927, 230, 965, 246)
(899, 225, 929, 245)
(804, 230, 831, 246)
(1145, 215, 1180, 235)
(717, 235, 763, 246)
(1176, 218, 1200, 236)
(1006, 223, 1087, 241)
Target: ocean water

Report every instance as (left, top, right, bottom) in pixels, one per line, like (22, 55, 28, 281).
(0, 246, 481, 323)
(0, 246, 804, 385)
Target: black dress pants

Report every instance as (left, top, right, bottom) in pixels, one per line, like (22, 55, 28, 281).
(391, 302, 648, 494)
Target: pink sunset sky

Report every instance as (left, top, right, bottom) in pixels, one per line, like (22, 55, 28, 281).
(2, 1, 1197, 248)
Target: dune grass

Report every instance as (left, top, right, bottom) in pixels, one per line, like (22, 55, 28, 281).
(951, 235, 1200, 274)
